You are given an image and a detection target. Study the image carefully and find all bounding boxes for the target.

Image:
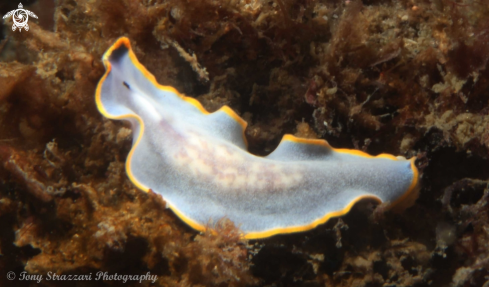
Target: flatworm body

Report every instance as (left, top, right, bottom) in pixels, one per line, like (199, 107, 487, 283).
(96, 37, 419, 239)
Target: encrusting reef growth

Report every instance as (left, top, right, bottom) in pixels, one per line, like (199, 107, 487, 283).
(0, 0, 488, 286)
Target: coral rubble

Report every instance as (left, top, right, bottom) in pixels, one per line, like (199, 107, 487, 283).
(1, 0, 488, 286)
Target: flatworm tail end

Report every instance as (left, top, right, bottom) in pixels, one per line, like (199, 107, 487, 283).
(250, 136, 420, 239)
(280, 135, 420, 212)
(388, 157, 420, 213)
(245, 158, 419, 240)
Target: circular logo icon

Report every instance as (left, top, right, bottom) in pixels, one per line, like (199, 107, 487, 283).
(13, 9, 28, 28)
(2, 3, 38, 32)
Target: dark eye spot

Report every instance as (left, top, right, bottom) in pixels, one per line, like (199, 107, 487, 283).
(123, 82, 130, 89)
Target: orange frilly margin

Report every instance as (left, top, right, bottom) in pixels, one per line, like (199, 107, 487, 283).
(95, 37, 245, 236)
(95, 37, 419, 240)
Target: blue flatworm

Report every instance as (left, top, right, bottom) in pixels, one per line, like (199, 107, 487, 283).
(95, 38, 419, 239)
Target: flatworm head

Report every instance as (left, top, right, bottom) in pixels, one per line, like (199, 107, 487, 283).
(95, 37, 419, 239)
